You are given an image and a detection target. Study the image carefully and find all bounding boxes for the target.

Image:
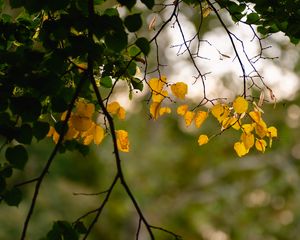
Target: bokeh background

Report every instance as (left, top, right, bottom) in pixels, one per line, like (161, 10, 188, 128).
(1, 1, 300, 239)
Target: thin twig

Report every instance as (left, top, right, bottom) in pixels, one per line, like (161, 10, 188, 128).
(20, 77, 84, 240)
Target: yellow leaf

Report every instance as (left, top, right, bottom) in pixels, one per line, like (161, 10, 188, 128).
(267, 126, 277, 138)
(194, 111, 208, 128)
(249, 110, 261, 123)
(242, 124, 254, 134)
(116, 130, 130, 152)
(65, 125, 79, 140)
(211, 103, 229, 122)
(221, 117, 232, 129)
(76, 101, 95, 118)
(47, 126, 55, 137)
(149, 76, 166, 93)
(234, 142, 249, 157)
(83, 134, 94, 145)
(184, 111, 195, 127)
(202, 6, 212, 17)
(241, 132, 254, 149)
(198, 134, 209, 145)
(177, 104, 189, 116)
(94, 125, 105, 144)
(61, 111, 68, 121)
(254, 120, 268, 138)
(152, 90, 168, 102)
(150, 102, 160, 120)
(233, 96, 248, 114)
(117, 107, 126, 120)
(171, 82, 188, 99)
(107, 101, 120, 115)
(159, 107, 171, 116)
(230, 116, 241, 130)
(71, 115, 93, 132)
(255, 139, 267, 153)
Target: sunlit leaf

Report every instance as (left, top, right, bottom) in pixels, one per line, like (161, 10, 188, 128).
(107, 102, 121, 115)
(194, 111, 208, 128)
(198, 134, 209, 146)
(267, 126, 277, 138)
(171, 82, 188, 99)
(94, 125, 105, 145)
(255, 139, 267, 153)
(211, 103, 229, 122)
(116, 130, 129, 152)
(177, 104, 189, 116)
(234, 141, 249, 157)
(184, 111, 195, 127)
(241, 132, 254, 149)
(233, 96, 248, 114)
(254, 120, 268, 138)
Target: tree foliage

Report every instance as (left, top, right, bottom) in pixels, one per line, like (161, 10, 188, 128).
(0, 0, 299, 239)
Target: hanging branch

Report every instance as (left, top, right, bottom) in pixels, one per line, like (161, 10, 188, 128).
(205, 0, 247, 97)
(20, 77, 85, 240)
(85, 0, 155, 239)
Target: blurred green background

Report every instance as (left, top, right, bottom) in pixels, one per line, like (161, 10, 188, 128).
(1, 1, 300, 239)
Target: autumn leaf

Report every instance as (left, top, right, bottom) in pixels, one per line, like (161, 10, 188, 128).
(107, 101, 126, 120)
(152, 90, 168, 103)
(149, 76, 167, 93)
(242, 124, 254, 134)
(267, 126, 277, 138)
(150, 102, 160, 120)
(211, 103, 230, 122)
(107, 101, 121, 114)
(198, 134, 209, 145)
(76, 101, 95, 118)
(254, 120, 268, 138)
(177, 104, 189, 116)
(234, 142, 249, 157)
(116, 130, 130, 152)
(233, 96, 248, 114)
(171, 82, 188, 99)
(194, 111, 208, 128)
(241, 132, 254, 150)
(255, 139, 267, 153)
(71, 115, 93, 132)
(184, 111, 195, 127)
(94, 125, 105, 144)
(159, 107, 171, 116)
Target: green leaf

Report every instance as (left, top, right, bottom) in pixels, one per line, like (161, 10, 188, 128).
(100, 76, 113, 88)
(131, 78, 144, 91)
(0, 176, 6, 193)
(117, 0, 136, 10)
(4, 187, 22, 206)
(54, 121, 68, 136)
(246, 13, 260, 24)
(135, 37, 150, 56)
(124, 14, 143, 32)
(15, 124, 33, 144)
(33, 121, 50, 141)
(32, 121, 50, 141)
(10, 96, 42, 122)
(140, 0, 154, 9)
(5, 145, 28, 170)
(127, 61, 137, 76)
(0, 164, 13, 178)
(9, 0, 24, 8)
(47, 221, 79, 240)
(74, 221, 87, 234)
(105, 30, 128, 52)
(51, 96, 68, 113)
(129, 46, 141, 57)
(103, 8, 119, 16)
